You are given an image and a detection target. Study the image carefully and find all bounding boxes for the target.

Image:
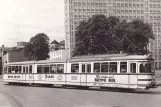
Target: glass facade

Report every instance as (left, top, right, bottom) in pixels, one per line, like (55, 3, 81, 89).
(64, 0, 161, 69)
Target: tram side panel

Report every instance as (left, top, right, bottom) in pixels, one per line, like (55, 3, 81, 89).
(33, 63, 66, 85)
(3, 65, 23, 83)
(25, 64, 35, 84)
(137, 74, 154, 89)
(66, 63, 81, 86)
(86, 74, 129, 88)
(3, 73, 23, 83)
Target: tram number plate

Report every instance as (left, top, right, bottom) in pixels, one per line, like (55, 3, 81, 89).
(71, 76, 77, 80)
(109, 79, 115, 82)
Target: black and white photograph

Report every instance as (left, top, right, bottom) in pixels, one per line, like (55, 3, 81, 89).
(0, 0, 161, 107)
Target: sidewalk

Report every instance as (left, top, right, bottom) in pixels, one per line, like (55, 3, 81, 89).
(0, 92, 12, 107)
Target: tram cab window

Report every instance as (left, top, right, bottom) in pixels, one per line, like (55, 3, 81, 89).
(44, 65, 49, 73)
(140, 63, 152, 73)
(29, 65, 32, 73)
(37, 65, 44, 73)
(130, 63, 136, 73)
(94, 63, 100, 73)
(50, 64, 57, 73)
(8, 66, 11, 73)
(109, 62, 117, 73)
(71, 64, 79, 73)
(101, 62, 109, 73)
(120, 62, 127, 73)
(57, 64, 64, 73)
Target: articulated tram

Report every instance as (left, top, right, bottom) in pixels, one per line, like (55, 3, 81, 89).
(3, 54, 156, 90)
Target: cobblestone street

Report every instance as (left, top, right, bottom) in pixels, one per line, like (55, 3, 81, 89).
(0, 82, 161, 107)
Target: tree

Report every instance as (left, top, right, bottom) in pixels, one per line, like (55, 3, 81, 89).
(73, 15, 154, 56)
(24, 33, 50, 60)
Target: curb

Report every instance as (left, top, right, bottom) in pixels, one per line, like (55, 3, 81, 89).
(0, 90, 23, 107)
(0, 91, 12, 107)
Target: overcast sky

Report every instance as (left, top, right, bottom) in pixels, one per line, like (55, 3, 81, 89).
(0, 0, 64, 47)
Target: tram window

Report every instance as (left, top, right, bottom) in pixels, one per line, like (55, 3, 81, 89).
(109, 62, 117, 73)
(71, 64, 79, 73)
(120, 62, 127, 73)
(140, 63, 150, 73)
(82, 64, 85, 73)
(23, 67, 25, 73)
(18, 66, 22, 73)
(94, 63, 100, 73)
(57, 64, 64, 73)
(130, 63, 136, 73)
(15, 66, 19, 73)
(101, 62, 109, 73)
(50, 64, 57, 73)
(44, 65, 49, 73)
(37, 65, 44, 73)
(26, 66, 29, 73)
(8, 66, 11, 73)
(29, 65, 32, 73)
(87, 64, 91, 73)
(11, 66, 16, 73)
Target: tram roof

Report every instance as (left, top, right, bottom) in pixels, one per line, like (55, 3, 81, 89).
(35, 59, 67, 64)
(4, 59, 67, 65)
(68, 54, 151, 62)
(4, 61, 35, 65)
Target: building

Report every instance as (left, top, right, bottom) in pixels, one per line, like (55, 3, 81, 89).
(50, 40, 65, 50)
(3, 48, 31, 63)
(49, 49, 69, 60)
(0, 46, 11, 74)
(17, 42, 28, 48)
(64, 0, 161, 69)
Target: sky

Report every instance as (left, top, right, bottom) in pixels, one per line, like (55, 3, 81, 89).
(0, 0, 65, 47)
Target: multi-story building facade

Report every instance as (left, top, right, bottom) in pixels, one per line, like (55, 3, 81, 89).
(64, 0, 161, 69)
(49, 49, 69, 60)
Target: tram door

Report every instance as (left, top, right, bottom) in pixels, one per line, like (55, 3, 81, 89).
(129, 62, 138, 88)
(80, 63, 91, 86)
(22, 66, 27, 83)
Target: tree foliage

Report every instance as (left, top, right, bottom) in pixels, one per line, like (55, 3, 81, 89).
(73, 15, 154, 56)
(24, 33, 50, 60)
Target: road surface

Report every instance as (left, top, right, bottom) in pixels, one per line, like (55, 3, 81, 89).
(0, 82, 161, 107)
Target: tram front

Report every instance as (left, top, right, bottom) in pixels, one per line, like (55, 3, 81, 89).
(138, 58, 156, 89)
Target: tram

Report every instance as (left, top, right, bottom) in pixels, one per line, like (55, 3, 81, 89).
(2, 54, 156, 90)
